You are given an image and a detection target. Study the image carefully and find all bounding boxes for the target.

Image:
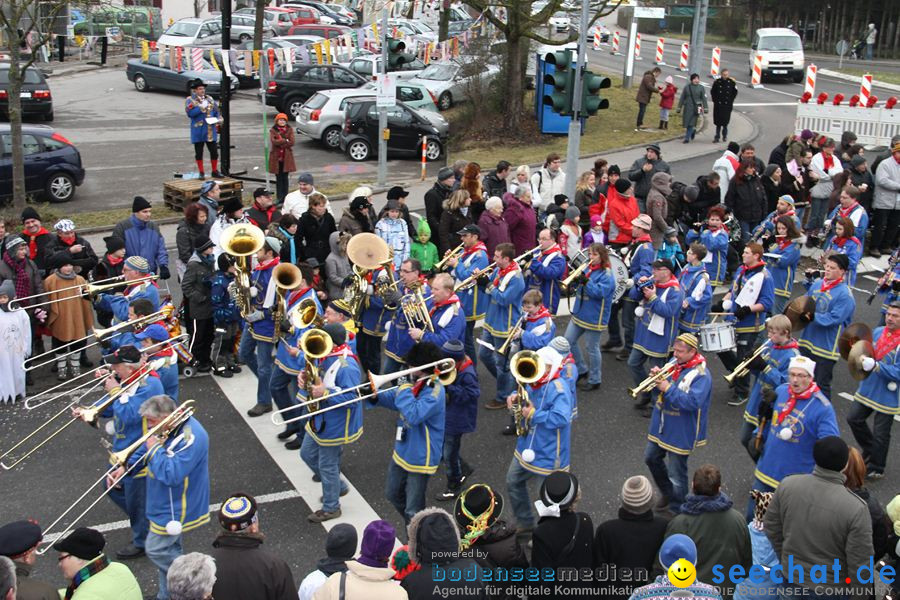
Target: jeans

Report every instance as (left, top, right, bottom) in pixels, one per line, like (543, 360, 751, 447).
(145, 531, 183, 600)
(739, 220, 762, 243)
(799, 347, 835, 399)
(718, 330, 757, 397)
(385, 461, 430, 523)
(107, 475, 147, 549)
(356, 332, 382, 375)
(846, 401, 895, 472)
(806, 196, 829, 232)
(636, 102, 648, 127)
(714, 124, 729, 140)
(465, 321, 477, 367)
(565, 321, 603, 385)
(239, 334, 275, 406)
(627, 348, 665, 404)
(684, 125, 696, 142)
(771, 295, 789, 321)
(442, 433, 465, 488)
(505, 457, 545, 530)
(300, 435, 348, 513)
(871, 208, 900, 251)
(270, 366, 303, 436)
(478, 331, 513, 403)
(644, 441, 689, 509)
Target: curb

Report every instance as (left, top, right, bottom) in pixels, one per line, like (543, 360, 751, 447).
(817, 68, 900, 92)
(41, 54, 130, 78)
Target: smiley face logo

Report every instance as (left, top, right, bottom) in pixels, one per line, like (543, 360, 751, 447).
(668, 558, 696, 588)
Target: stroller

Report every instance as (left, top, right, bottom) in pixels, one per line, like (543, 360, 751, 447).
(849, 38, 866, 60)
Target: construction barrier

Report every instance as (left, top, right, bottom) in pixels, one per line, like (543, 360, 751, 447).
(634, 33, 641, 61)
(750, 53, 763, 87)
(795, 101, 900, 146)
(860, 73, 872, 109)
(709, 46, 720, 78)
(611, 30, 620, 55)
(654, 37, 665, 65)
(804, 64, 817, 98)
(679, 42, 689, 71)
(593, 30, 601, 50)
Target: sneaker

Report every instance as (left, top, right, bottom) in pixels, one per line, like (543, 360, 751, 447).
(247, 403, 272, 417)
(211, 170, 223, 178)
(578, 382, 600, 391)
(70, 366, 81, 378)
(116, 544, 146, 560)
(319, 488, 350, 503)
(308, 509, 341, 523)
(869, 249, 882, 258)
(57, 368, 68, 382)
(284, 438, 302, 450)
(312, 473, 321, 482)
(435, 488, 460, 501)
(601, 340, 622, 351)
(866, 469, 885, 481)
(484, 400, 507, 410)
(727, 396, 748, 407)
(615, 348, 629, 361)
(213, 368, 233, 378)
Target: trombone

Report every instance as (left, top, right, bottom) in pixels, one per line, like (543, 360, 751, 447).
(509, 350, 545, 436)
(34, 401, 196, 555)
(273, 358, 456, 426)
(723, 342, 769, 384)
(629, 360, 677, 398)
(434, 243, 464, 272)
(221, 223, 266, 318)
(8, 275, 159, 312)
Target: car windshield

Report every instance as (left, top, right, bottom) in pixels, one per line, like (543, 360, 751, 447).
(758, 35, 802, 51)
(0, 67, 42, 84)
(164, 22, 199, 36)
(418, 64, 455, 80)
(413, 21, 434, 33)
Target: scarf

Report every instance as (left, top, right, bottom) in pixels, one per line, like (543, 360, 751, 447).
(525, 305, 552, 323)
(24, 227, 48, 260)
(531, 367, 561, 389)
(325, 342, 351, 360)
(429, 294, 460, 316)
(272, 125, 290, 162)
(773, 339, 799, 350)
(3, 254, 30, 301)
(540, 244, 563, 257)
(462, 241, 487, 257)
(875, 328, 900, 360)
(821, 276, 843, 293)
(832, 236, 860, 249)
(776, 381, 819, 425)
(288, 286, 312, 305)
(277, 227, 298, 264)
(822, 154, 835, 171)
(493, 262, 519, 288)
(678, 491, 734, 516)
(655, 277, 680, 290)
(838, 202, 860, 219)
(58, 232, 76, 245)
(725, 153, 739, 171)
(736, 261, 766, 286)
(55, 269, 77, 280)
(64, 554, 111, 600)
(255, 256, 280, 271)
(634, 234, 652, 244)
(455, 357, 473, 373)
(775, 236, 794, 250)
(106, 254, 124, 266)
(588, 262, 605, 273)
(672, 352, 705, 382)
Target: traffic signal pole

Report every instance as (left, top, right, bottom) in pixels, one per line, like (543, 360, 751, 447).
(563, 0, 590, 202)
(377, 8, 388, 187)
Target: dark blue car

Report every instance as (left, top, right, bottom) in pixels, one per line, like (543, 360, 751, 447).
(0, 124, 85, 203)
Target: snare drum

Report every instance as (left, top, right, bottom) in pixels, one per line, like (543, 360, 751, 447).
(698, 322, 736, 353)
(609, 254, 630, 302)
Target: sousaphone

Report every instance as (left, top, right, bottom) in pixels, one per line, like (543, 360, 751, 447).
(346, 232, 391, 269)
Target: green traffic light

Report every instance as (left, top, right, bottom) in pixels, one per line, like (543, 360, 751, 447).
(581, 70, 611, 116)
(387, 37, 410, 68)
(542, 50, 574, 116)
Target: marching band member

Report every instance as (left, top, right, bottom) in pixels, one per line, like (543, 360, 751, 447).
(765, 216, 803, 317)
(846, 301, 900, 480)
(520, 290, 556, 351)
(874, 250, 900, 326)
(105, 298, 157, 352)
(448, 224, 489, 366)
(526, 228, 567, 314)
(357, 263, 393, 375)
(630, 259, 684, 417)
(740, 315, 799, 458)
(480, 243, 526, 411)
(299, 324, 363, 523)
(383, 258, 432, 374)
(272, 263, 320, 450)
(210, 197, 249, 262)
(435, 340, 478, 501)
(565, 243, 616, 392)
(409, 273, 465, 350)
(608, 214, 655, 361)
(750, 194, 801, 243)
(135, 323, 179, 401)
(505, 347, 573, 534)
(685, 205, 729, 286)
(822, 217, 862, 285)
(644, 333, 711, 512)
(240, 236, 283, 418)
(719, 242, 774, 407)
(370, 342, 446, 523)
(825, 185, 869, 250)
(323, 299, 357, 353)
(798, 253, 856, 399)
(548, 336, 579, 418)
(95, 256, 160, 324)
(677, 242, 712, 334)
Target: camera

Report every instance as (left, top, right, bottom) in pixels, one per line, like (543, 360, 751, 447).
(805, 269, 821, 281)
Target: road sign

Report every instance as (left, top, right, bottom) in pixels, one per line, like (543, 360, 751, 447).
(376, 73, 396, 107)
(634, 7, 665, 19)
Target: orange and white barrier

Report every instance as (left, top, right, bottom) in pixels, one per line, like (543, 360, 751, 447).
(654, 37, 665, 65)
(860, 73, 872, 109)
(634, 33, 641, 61)
(421, 136, 427, 180)
(750, 53, 763, 87)
(593, 30, 601, 50)
(679, 42, 689, 71)
(804, 64, 816, 97)
(709, 46, 721, 78)
(611, 30, 620, 55)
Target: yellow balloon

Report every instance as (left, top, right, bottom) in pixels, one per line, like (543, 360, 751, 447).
(667, 558, 696, 588)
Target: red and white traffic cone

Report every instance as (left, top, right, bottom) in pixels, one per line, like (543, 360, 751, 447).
(634, 33, 642, 61)
(654, 37, 665, 65)
(860, 73, 872, 108)
(679, 42, 689, 71)
(804, 64, 817, 98)
(611, 30, 620, 55)
(750, 53, 763, 87)
(593, 30, 601, 51)
(709, 46, 720, 78)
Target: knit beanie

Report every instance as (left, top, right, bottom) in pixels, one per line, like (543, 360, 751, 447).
(549, 336, 570, 356)
(614, 179, 632, 195)
(325, 523, 358, 560)
(565, 206, 581, 222)
(660, 534, 697, 569)
(132, 196, 152, 213)
(621, 475, 654, 515)
(813, 436, 850, 472)
(358, 520, 395, 568)
(21, 207, 40, 222)
(683, 185, 699, 202)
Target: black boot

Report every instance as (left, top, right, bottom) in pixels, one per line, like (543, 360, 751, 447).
(658, 120, 664, 129)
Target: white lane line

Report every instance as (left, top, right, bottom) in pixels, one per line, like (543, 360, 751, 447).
(41, 490, 301, 544)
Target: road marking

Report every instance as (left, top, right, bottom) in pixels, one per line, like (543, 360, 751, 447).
(41, 490, 301, 544)
(733, 102, 797, 106)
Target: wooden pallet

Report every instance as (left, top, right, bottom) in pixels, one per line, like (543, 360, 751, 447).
(163, 177, 244, 212)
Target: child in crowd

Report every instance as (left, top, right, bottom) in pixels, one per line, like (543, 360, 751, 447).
(44, 254, 93, 380)
(210, 254, 242, 378)
(410, 218, 439, 274)
(558, 206, 583, 260)
(657, 226, 686, 272)
(375, 199, 410, 271)
(583, 215, 606, 247)
(658, 75, 676, 130)
(306, 258, 328, 302)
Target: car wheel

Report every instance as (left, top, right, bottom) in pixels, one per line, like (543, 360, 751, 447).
(239, 33, 251, 42)
(321, 126, 342, 149)
(438, 92, 452, 111)
(44, 111, 54, 122)
(134, 74, 150, 92)
(346, 139, 371, 161)
(287, 96, 307, 120)
(424, 139, 442, 161)
(45, 172, 76, 203)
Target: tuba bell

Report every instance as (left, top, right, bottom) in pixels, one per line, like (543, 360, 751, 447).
(509, 350, 545, 437)
(271, 263, 303, 343)
(345, 233, 393, 319)
(221, 223, 266, 317)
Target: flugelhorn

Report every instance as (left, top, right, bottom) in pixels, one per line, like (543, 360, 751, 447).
(629, 360, 677, 398)
(221, 223, 266, 317)
(8, 275, 159, 311)
(434, 243, 464, 271)
(561, 261, 591, 293)
(723, 342, 769, 384)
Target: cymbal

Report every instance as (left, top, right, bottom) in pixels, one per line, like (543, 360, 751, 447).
(848, 339, 874, 381)
(839, 322, 873, 361)
(346, 233, 391, 270)
(784, 295, 815, 332)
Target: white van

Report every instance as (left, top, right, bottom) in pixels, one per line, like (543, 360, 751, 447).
(749, 27, 804, 83)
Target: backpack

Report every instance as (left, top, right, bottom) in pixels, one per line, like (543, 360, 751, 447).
(665, 181, 687, 226)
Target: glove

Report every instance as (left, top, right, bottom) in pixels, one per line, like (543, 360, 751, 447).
(624, 279, 635, 289)
(203, 277, 213, 288)
(382, 288, 401, 306)
(892, 280, 900, 292)
(861, 356, 876, 372)
(759, 392, 776, 422)
(245, 310, 265, 323)
(280, 320, 293, 334)
(34, 308, 47, 323)
(159, 265, 171, 280)
(722, 299, 733, 312)
(734, 305, 752, 320)
(712, 300, 724, 313)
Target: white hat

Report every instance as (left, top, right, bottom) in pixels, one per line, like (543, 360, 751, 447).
(535, 347, 562, 378)
(789, 356, 816, 377)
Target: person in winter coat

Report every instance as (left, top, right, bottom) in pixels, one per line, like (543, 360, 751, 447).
(435, 340, 478, 500)
(43, 219, 97, 278)
(376, 199, 411, 271)
(378, 186, 415, 235)
(870, 140, 900, 256)
(1, 236, 45, 363)
(685, 174, 721, 224)
(339, 196, 375, 237)
(646, 172, 673, 248)
(210, 493, 297, 600)
(574, 171, 597, 230)
(713, 142, 741, 199)
(544, 193, 569, 230)
(635, 67, 661, 130)
(726, 160, 768, 241)
(52, 527, 142, 600)
(460, 162, 485, 222)
(482, 161, 510, 200)
(246, 188, 282, 232)
(628, 145, 671, 211)
(299, 524, 358, 600)
(401, 508, 486, 600)
(181, 236, 216, 371)
(531, 153, 566, 212)
(299, 193, 337, 267)
(761, 165, 782, 215)
(44, 254, 94, 381)
(268, 113, 296, 202)
(666, 465, 751, 599)
(559, 207, 583, 260)
(843, 448, 890, 561)
(848, 155, 875, 213)
(210, 254, 242, 376)
(112, 197, 170, 279)
(316, 520, 407, 600)
(606, 178, 640, 246)
(504, 186, 538, 256)
(175, 202, 209, 280)
(425, 168, 456, 250)
(508, 165, 531, 197)
(325, 231, 351, 301)
(677, 73, 709, 144)
(628, 534, 723, 600)
(19, 207, 52, 274)
(658, 75, 676, 130)
(710, 69, 738, 143)
(92, 236, 126, 327)
(477, 197, 510, 258)
(409, 219, 439, 274)
(769, 135, 790, 172)
(806, 137, 845, 236)
(593, 476, 668, 600)
(283, 173, 333, 219)
(438, 190, 473, 253)
(263, 214, 299, 266)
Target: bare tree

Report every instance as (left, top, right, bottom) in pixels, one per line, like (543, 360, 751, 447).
(253, 0, 266, 47)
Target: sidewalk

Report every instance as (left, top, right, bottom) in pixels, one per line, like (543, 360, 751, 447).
(38, 52, 130, 78)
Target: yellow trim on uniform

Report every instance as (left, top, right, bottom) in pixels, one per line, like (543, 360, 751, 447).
(647, 435, 693, 456)
(754, 468, 781, 488)
(797, 335, 842, 361)
(571, 315, 608, 332)
(249, 326, 275, 343)
(735, 324, 765, 334)
(853, 392, 900, 415)
(273, 358, 302, 375)
(743, 411, 760, 426)
(514, 450, 569, 475)
(384, 349, 406, 363)
(307, 425, 364, 446)
(149, 513, 210, 535)
(633, 343, 669, 359)
(392, 451, 438, 474)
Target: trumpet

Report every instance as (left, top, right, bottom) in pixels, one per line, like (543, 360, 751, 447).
(221, 223, 266, 317)
(451, 260, 497, 294)
(271, 263, 303, 345)
(509, 350, 545, 436)
(723, 342, 769, 384)
(561, 261, 591, 293)
(8, 275, 159, 312)
(629, 360, 677, 398)
(515, 245, 542, 270)
(34, 401, 196, 555)
(274, 359, 456, 426)
(496, 314, 526, 357)
(435, 243, 464, 271)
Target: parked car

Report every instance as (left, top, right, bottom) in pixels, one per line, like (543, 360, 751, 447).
(277, 5, 322, 26)
(73, 6, 163, 40)
(213, 39, 298, 87)
(344, 54, 426, 81)
(286, 23, 351, 38)
(296, 82, 437, 148)
(388, 18, 437, 43)
(587, 24, 610, 43)
(549, 11, 570, 33)
(408, 58, 500, 110)
(236, 8, 296, 36)
(275, 34, 326, 46)
(215, 14, 277, 42)
(0, 124, 85, 203)
(325, 3, 357, 23)
(265, 64, 367, 118)
(126, 53, 238, 94)
(284, 1, 353, 26)
(340, 98, 446, 162)
(157, 18, 222, 47)
(0, 63, 53, 121)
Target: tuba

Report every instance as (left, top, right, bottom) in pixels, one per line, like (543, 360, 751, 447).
(299, 328, 334, 432)
(221, 223, 266, 318)
(271, 263, 303, 344)
(345, 233, 393, 319)
(509, 350, 545, 436)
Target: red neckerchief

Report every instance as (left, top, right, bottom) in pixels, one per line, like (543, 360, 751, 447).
(429, 294, 459, 316)
(775, 236, 793, 250)
(822, 154, 835, 171)
(107, 255, 124, 266)
(736, 262, 766, 285)
(773, 339, 799, 350)
(24, 227, 49, 260)
(152, 346, 175, 358)
(493, 262, 519, 288)
(821, 276, 843, 293)
(125, 279, 157, 295)
(540, 244, 563, 257)
(324, 342, 350, 359)
(838, 202, 860, 218)
(531, 366, 560, 389)
(655, 278, 680, 290)
(288, 286, 312, 304)
(456, 357, 473, 372)
(588, 262, 605, 273)
(255, 257, 280, 271)
(412, 367, 442, 395)
(832, 236, 860, 249)
(671, 352, 706, 382)
(634, 234, 652, 244)
(875, 328, 900, 360)
(58, 233, 76, 245)
(525, 305, 551, 322)
(462, 242, 487, 257)
(776, 381, 820, 425)
(562, 353, 575, 366)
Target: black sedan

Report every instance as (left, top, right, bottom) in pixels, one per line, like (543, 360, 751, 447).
(0, 63, 54, 122)
(0, 124, 85, 203)
(125, 52, 238, 94)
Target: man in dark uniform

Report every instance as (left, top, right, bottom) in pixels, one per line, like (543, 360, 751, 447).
(0, 520, 57, 599)
(710, 69, 738, 143)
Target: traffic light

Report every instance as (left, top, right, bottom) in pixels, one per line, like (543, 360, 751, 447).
(581, 69, 611, 116)
(387, 37, 410, 69)
(543, 49, 574, 116)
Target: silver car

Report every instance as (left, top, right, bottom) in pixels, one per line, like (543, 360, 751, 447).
(157, 18, 222, 47)
(408, 59, 500, 110)
(343, 55, 426, 81)
(226, 14, 277, 42)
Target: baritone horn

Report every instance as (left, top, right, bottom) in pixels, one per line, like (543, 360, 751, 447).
(271, 263, 303, 343)
(221, 223, 266, 317)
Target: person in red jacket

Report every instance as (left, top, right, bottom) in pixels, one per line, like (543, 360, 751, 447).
(606, 179, 641, 248)
(658, 76, 677, 130)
